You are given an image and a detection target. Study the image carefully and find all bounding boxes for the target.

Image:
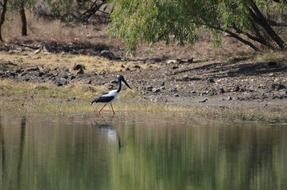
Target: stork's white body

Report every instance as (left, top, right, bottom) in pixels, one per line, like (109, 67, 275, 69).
(102, 90, 118, 99)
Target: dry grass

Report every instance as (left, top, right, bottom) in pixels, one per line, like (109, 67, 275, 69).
(254, 51, 287, 62)
(2, 11, 120, 50)
(1, 12, 286, 122)
(0, 51, 154, 75)
(1, 79, 286, 122)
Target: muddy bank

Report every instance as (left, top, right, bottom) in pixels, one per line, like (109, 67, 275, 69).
(0, 42, 287, 108)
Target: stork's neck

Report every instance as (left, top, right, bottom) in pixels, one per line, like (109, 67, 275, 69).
(116, 80, 122, 93)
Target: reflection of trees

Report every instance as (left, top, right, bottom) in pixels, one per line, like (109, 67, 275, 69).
(1, 114, 287, 190)
(16, 116, 27, 190)
(0, 113, 6, 189)
(1, 116, 27, 190)
(107, 124, 287, 190)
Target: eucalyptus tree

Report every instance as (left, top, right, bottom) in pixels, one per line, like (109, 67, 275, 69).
(43, 0, 109, 22)
(0, 0, 36, 41)
(11, 0, 37, 36)
(109, 0, 287, 52)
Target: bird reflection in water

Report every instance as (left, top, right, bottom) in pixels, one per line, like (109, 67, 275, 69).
(91, 115, 123, 152)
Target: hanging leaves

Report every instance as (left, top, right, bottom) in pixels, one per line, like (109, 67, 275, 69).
(109, 0, 287, 52)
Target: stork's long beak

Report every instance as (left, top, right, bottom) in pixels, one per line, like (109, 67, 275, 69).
(122, 79, 132, 89)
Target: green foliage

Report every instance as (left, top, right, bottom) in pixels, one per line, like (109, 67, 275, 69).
(109, 0, 287, 52)
(7, 0, 37, 9)
(110, 0, 200, 51)
(45, 0, 75, 17)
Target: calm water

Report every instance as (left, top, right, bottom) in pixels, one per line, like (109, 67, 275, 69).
(0, 112, 287, 190)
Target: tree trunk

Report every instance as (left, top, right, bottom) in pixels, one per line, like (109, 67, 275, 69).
(246, 0, 286, 49)
(19, 0, 27, 36)
(0, 0, 8, 41)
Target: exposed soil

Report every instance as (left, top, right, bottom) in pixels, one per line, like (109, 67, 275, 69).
(1, 30, 287, 108)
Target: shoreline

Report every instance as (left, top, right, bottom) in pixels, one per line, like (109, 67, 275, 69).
(0, 49, 286, 121)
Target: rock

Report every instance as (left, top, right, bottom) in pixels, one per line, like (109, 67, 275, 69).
(55, 78, 68, 86)
(207, 78, 215, 83)
(237, 96, 245, 101)
(85, 79, 92, 84)
(271, 83, 286, 91)
(24, 77, 30, 81)
(178, 58, 193, 64)
(100, 50, 116, 60)
(272, 94, 283, 99)
(227, 96, 233, 101)
(268, 61, 277, 67)
(70, 75, 76, 80)
(67, 97, 76, 102)
(276, 91, 287, 99)
(176, 76, 201, 82)
(199, 98, 208, 103)
(172, 66, 179, 70)
(170, 88, 178, 93)
(166, 59, 178, 64)
(232, 85, 240, 92)
(133, 65, 141, 69)
(174, 93, 179, 97)
(99, 71, 106, 76)
(146, 86, 153, 92)
(73, 64, 85, 74)
(152, 88, 160, 93)
(218, 87, 225, 94)
(207, 90, 216, 96)
(61, 72, 70, 79)
(25, 67, 40, 72)
(191, 90, 197, 94)
(33, 48, 42, 54)
(38, 71, 45, 77)
(167, 58, 193, 64)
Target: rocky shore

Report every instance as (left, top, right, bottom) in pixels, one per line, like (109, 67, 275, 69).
(0, 42, 287, 108)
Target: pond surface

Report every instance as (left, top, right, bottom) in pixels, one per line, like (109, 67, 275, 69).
(0, 112, 287, 190)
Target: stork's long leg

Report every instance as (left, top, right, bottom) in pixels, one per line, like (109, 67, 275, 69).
(110, 103, 115, 114)
(99, 104, 107, 114)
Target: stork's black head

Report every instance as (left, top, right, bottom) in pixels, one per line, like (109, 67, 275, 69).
(117, 75, 131, 89)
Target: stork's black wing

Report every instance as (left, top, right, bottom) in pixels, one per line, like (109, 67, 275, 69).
(91, 95, 115, 104)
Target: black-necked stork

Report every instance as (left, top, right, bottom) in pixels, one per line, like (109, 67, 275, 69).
(91, 75, 131, 114)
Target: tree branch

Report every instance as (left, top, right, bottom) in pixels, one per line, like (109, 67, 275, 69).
(232, 25, 273, 48)
(246, 0, 287, 49)
(197, 21, 259, 51)
(80, 0, 107, 21)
